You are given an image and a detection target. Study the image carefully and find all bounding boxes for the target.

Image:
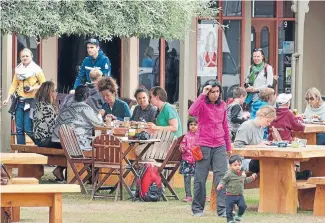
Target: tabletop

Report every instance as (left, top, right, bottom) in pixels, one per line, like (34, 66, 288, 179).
(232, 145, 325, 159)
(302, 123, 325, 133)
(0, 153, 48, 165)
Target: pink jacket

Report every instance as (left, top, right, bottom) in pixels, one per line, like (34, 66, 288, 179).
(180, 131, 197, 164)
(189, 94, 231, 151)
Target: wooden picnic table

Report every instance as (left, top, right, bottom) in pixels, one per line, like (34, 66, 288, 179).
(232, 145, 325, 214)
(293, 123, 325, 145)
(1, 184, 80, 223)
(1, 153, 48, 165)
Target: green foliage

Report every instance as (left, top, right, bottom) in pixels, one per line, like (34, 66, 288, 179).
(0, 0, 218, 39)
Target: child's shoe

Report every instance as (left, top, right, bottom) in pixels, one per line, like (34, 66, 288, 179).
(183, 197, 193, 202)
(234, 214, 243, 221)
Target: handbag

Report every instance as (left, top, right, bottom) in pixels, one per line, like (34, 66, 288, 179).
(191, 146, 203, 161)
(8, 93, 19, 115)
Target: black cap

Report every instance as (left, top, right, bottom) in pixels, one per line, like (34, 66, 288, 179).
(85, 38, 99, 46)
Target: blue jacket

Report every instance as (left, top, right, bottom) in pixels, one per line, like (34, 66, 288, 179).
(73, 50, 111, 89)
(102, 99, 131, 121)
(250, 99, 268, 120)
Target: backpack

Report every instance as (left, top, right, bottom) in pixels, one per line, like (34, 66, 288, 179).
(136, 163, 163, 202)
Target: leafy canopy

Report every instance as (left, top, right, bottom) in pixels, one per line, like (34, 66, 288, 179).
(1, 0, 217, 39)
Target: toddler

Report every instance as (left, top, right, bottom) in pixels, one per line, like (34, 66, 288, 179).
(179, 117, 197, 202)
(217, 155, 257, 223)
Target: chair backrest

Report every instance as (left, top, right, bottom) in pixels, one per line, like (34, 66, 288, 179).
(59, 124, 85, 158)
(159, 135, 185, 168)
(92, 134, 122, 165)
(143, 130, 175, 160)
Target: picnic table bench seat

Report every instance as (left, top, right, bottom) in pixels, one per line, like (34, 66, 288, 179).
(10, 144, 67, 179)
(307, 177, 325, 216)
(1, 184, 80, 223)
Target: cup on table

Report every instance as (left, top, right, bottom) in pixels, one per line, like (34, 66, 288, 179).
(129, 129, 136, 138)
(298, 139, 307, 147)
(124, 117, 130, 128)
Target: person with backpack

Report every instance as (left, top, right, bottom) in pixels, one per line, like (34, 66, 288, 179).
(179, 117, 198, 202)
(244, 48, 274, 107)
(189, 80, 231, 218)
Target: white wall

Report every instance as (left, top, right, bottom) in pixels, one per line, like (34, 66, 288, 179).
(41, 37, 58, 84)
(303, 1, 325, 100)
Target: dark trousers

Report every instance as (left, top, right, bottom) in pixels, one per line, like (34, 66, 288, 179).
(15, 101, 34, 144)
(184, 175, 192, 197)
(192, 146, 227, 215)
(226, 195, 247, 222)
(249, 160, 260, 173)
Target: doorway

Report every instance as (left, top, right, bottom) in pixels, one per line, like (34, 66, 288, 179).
(251, 21, 276, 67)
(57, 35, 121, 93)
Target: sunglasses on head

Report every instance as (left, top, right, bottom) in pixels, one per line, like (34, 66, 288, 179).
(306, 97, 315, 101)
(207, 80, 220, 87)
(253, 48, 263, 52)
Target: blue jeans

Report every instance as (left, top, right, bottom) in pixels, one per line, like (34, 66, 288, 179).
(15, 101, 34, 144)
(316, 133, 325, 145)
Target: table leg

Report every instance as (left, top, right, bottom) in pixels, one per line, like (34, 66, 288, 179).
(209, 185, 217, 211)
(49, 193, 62, 223)
(313, 185, 325, 216)
(259, 158, 297, 214)
(18, 164, 44, 179)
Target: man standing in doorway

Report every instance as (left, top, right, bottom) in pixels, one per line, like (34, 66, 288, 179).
(72, 38, 111, 90)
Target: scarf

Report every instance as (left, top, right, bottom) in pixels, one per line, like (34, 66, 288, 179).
(15, 61, 42, 81)
(247, 62, 265, 85)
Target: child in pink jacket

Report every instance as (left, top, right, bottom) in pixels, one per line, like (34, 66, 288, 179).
(179, 117, 197, 202)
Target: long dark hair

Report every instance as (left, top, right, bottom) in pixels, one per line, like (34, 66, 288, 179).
(35, 81, 55, 104)
(203, 79, 222, 104)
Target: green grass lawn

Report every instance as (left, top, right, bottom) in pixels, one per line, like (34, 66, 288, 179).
(18, 168, 325, 223)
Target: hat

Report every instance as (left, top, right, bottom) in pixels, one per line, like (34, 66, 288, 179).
(85, 38, 99, 46)
(276, 93, 292, 105)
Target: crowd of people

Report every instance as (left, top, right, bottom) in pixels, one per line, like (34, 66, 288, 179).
(4, 44, 325, 222)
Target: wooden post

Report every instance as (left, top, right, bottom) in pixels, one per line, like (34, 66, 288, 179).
(313, 185, 325, 216)
(49, 193, 62, 223)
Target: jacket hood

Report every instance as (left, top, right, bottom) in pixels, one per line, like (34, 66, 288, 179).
(275, 107, 290, 121)
(88, 49, 106, 61)
(252, 100, 268, 111)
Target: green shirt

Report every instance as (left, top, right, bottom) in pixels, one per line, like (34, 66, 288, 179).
(219, 169, 254, 195)
(156, 103, 182, 137)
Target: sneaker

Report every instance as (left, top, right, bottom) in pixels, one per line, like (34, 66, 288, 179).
(296, 170, 312, 180)
(192, 212, 204, 217)
(218, 211, 227, 218)
(234, 214, 243, 221)
(183, 197, 193, 202)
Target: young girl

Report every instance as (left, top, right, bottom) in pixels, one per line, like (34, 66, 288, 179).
(179, 117, 197, 202)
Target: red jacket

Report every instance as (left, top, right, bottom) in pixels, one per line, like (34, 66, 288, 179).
(268, 107, 305, 142)
(189, 94, 231, 151)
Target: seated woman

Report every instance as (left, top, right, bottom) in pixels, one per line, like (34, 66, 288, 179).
(51, 85, 104, 151)
(97, 77, 131, 121)
(234, 105, 276, 173)
(303, 87, 325, 145)
(148, 86, 182, 137)
(131, 88, 157, 123)
(33, 81, 64, 181)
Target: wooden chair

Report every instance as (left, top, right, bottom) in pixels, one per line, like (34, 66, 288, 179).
(91, 134, 125, 201)
(142, 130, 175, 160)
(58, 124, 92, 194)
(156, 135, 184, 201)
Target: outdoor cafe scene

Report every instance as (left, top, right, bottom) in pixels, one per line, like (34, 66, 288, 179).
(2, 1, 325, 223)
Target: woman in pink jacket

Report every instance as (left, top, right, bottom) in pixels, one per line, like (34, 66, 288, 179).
(189, 80, 231, 218)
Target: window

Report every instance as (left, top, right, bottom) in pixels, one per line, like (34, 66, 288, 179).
(279, 1, 294, 18)
(278, 21, 294, 94)
(222, 20, 241, 100)
(252, 0, 276, 18)
(222, 0, 242, 16)
(16, 35, 40, 65)
(138, 38, 159, 90)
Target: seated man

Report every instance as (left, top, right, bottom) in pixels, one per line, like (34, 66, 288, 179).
(52, 85, 104, 151)
(131, 88, 157, 123)
(97, 77, 131, 121)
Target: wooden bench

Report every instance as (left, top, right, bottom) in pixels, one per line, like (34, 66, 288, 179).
(1, 184, 80, 223)
(307, 177, 325, 216)
(11, 144, 67, 179)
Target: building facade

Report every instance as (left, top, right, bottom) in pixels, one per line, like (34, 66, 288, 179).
(1, 0, 324, 152)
